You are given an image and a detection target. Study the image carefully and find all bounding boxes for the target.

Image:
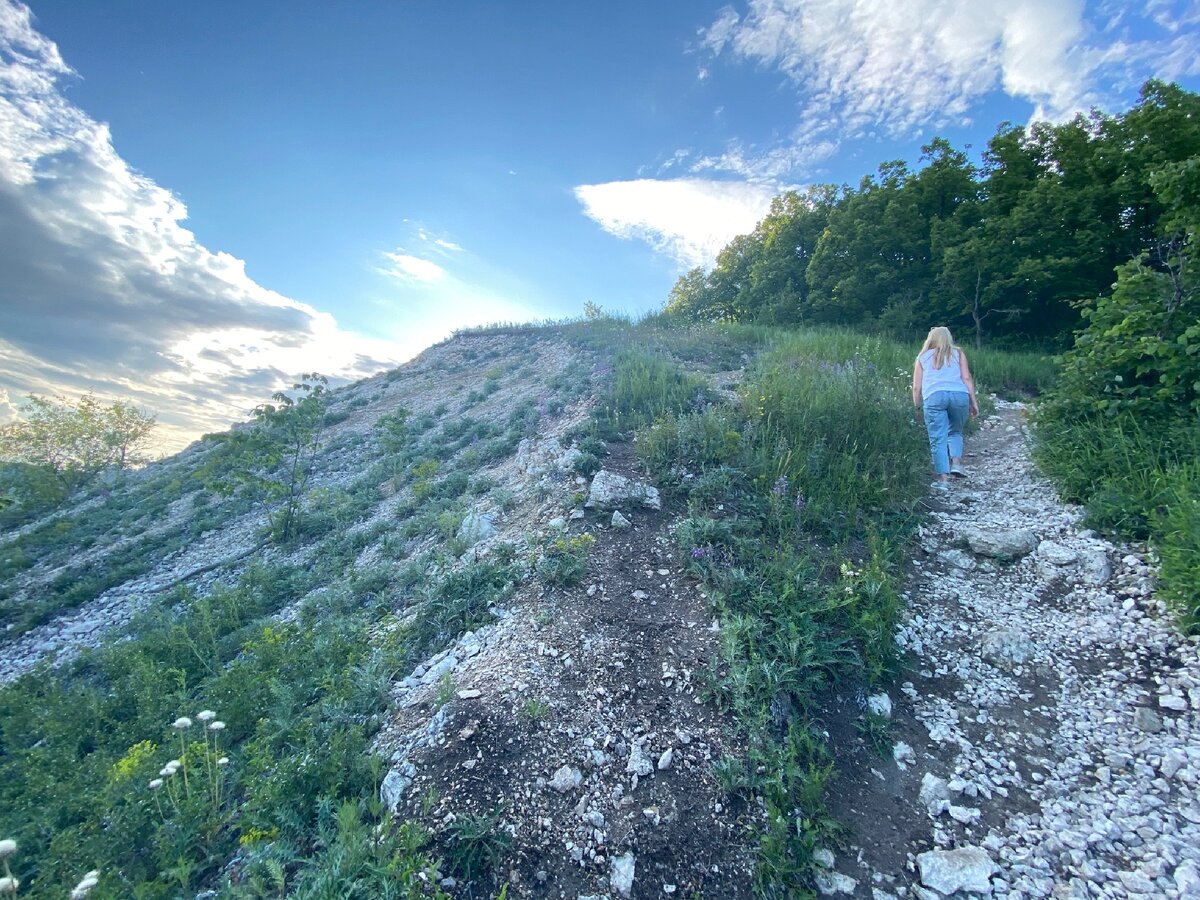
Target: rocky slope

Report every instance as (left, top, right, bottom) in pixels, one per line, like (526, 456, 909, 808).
(2, 330, 1197, 899)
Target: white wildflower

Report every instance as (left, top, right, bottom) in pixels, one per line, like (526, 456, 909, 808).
(196, 710, 216, 723)
(0, 876, 19, 893)
(69, 871, 99, 898)
(208, 721, 226, 732)
(217, 757, 230, 766)
(149, 778, 164, 790)
(172, 717, 193, 730)
(0, 840, 13, 858)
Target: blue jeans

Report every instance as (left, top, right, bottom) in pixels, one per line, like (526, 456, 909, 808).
(923, 391, 969, 475)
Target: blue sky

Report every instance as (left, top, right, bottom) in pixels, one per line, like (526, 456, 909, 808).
(1, 0, 1197, 449)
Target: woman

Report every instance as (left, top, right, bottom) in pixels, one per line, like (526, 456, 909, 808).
(912, 326, 978, 489)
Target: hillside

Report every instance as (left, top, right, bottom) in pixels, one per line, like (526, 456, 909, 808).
(0, 320, 1197, 899)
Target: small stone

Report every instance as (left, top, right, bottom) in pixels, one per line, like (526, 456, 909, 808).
(611, 510, 632, 531)
(549, 766, 582, 793)
(867, 693, 893, 719)
(893, 742, 915, 770)
(815, 870, 859, 895)
(1133, 706, 1163, 733)
(611, 852, 636, 898)
(919, 773, 951, 815)
(456, 689, 482, 700)
(1159, 694, 1188, 711)
(657, 748, 674, 770)
(813, 848, 836, 869)
(948, 805, 981, 824)
(981, 628, 1037, 672)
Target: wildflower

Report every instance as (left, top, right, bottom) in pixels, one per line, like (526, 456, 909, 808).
(196, 710, 216, 723)
(217, 757, 230, 766)
(172, 717, 193, 730)
(148, 778, 164, 790)
(70, 871, 100, 898)
(0, 876, 19, 893)
(771, 475, 789, 498)
(0, 841, 13, 859)
(794, 492, 806, 513)
(209, 721, 226, 732)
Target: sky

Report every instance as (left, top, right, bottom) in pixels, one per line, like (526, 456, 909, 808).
(0, 0, 1197, 452)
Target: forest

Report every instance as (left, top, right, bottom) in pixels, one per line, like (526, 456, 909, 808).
(665, 80, 1198, 351)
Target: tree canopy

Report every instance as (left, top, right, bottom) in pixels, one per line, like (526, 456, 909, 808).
(664, 81, 1200, 349)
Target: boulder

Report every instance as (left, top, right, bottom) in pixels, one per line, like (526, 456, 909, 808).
(457, 511, 496, 547)
(962, 527, 1037, 560)
(380, 763, 416, 812)
(916, 847, 997, 895)
(981, 627, 1037, 672)
(586, 470, 661, 511)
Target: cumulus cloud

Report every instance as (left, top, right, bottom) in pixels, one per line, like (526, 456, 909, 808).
(699, 0, 1200, 177)
(0, 1, 401, 451)
(575, 178, 778, 270)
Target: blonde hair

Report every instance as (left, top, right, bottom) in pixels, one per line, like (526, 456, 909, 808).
(919, 326, 956, 369)
(916, 328, 955, 369)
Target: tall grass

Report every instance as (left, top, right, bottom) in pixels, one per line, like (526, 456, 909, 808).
(630, 330, 927, 893)
(1035, 413, 1200, 631)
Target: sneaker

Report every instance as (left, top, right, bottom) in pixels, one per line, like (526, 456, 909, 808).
(932, 480, 951, 492)
(950, 463, 967, 478)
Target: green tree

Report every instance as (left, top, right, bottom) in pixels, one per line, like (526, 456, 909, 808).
(203, 375, 329, 544)
(0, 394, 156, 494)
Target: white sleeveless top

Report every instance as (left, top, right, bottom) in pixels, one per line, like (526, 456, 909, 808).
(919, 348, 968, 400)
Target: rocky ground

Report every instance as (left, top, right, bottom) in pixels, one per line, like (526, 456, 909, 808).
(5, 332, 1199, 899)
(819, 404, 1200, 899)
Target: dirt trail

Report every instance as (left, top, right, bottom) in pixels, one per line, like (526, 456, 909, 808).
(820, 405, 1200, 899)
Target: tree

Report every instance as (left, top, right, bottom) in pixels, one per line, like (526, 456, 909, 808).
(0, 393, 156, 493)
(202, 375, 329, 544)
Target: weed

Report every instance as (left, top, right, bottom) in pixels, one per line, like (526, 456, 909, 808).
(444, 807, 512, 885)
(435, 674, 458, 708)
(520, 698, 549, 722)
(856, 710, 893, 757)
(535, 534, 595, 587)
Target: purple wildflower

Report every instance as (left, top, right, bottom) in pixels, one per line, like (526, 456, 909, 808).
(794, 492, 807, 513)
(772, 476, 789, 498)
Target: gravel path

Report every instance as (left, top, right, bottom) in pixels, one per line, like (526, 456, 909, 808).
(825, 403, 1200, 899)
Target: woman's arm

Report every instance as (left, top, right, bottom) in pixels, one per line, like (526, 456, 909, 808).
(912, 360, 923, 409)
(959, 351, 979, 417)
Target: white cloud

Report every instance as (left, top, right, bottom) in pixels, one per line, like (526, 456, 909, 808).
(382, 251, 446, 283)
(699, 0, 1200, 177)
(575, 178, 778, 270)
(0, 1, 403, 451)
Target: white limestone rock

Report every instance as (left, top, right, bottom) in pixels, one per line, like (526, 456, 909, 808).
(611, 852, 636, 898)
(962, 527, 1037, 560)
(586, 470, 661, 511)
(917, 847, 997, 895)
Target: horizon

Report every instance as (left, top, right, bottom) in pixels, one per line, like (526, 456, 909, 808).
(1, 0, 1197, 453)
